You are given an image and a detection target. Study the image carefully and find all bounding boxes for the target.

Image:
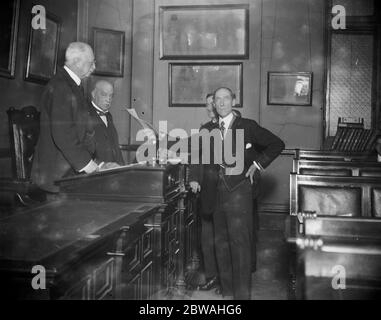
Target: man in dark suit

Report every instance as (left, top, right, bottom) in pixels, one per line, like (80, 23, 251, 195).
(89, 80, 124, 166)
(31, 42, 98, 193)
(195, 93, 220, 292)
(189, 87, 285, 299)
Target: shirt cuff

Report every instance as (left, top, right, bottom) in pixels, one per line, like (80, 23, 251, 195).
(253, 161, 264, 171)
(378, 154, 381, 163)
(80, 159, 97, 173)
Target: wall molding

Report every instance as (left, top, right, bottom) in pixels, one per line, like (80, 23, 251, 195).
(77, 0, 89, 42)
(258, 202, 289, 215)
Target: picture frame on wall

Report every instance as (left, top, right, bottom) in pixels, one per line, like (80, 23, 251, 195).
(160, 4, 249, 59)
(25, 12, 61, 84)
(92, 27, 125, 77)
(169, 63, 243, 108)
(0, 0, 20, 79)
(267, 72, 313, 106)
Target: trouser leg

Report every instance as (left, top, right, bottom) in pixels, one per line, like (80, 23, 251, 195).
(224, 181, 253, 300)
(213, 181, 233, 296)
(201, 216, 218, 279)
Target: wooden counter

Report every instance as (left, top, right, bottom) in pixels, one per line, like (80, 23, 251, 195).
(0, 164, 199, 300)
(0, 199, 159, 299)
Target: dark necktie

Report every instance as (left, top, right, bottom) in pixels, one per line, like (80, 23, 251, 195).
(96, 110, 109, 117)
(96, 110, 109, 127)
(220, 121, 226, 139)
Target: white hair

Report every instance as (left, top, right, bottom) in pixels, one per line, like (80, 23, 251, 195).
(65, 42, 93, 65)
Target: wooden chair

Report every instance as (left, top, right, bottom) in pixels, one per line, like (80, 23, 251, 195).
(0, 106, 43, 206)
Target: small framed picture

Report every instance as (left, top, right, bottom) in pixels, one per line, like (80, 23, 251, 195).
(0, 0, 20, 79)
(267, 72, 313, 106)
(24, 11, 61, 84)
(169, 63, 243, 108)
(92, 27, 125, 77)
(160, 4, 249, 59)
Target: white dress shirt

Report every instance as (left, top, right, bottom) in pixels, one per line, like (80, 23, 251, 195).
(63, 65, 97, 173)
(218, 112, 234, 139)
(63, 65, 81, 86)
(92, 101, 108, 127)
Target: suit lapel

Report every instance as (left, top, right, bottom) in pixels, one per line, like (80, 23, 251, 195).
(230, 115, 240, 131)
(89, 104, 109, 138)
(229, 115, 242, 156)
(60, 67, 85, 103)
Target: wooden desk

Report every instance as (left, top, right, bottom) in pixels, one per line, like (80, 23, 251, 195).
(290, 174, 381, 217)
(0, 163, 199, 300)
(293, 160, 381, 177)
(0, 199, 158, 299)
(286, 215, 381, 300)
(294, 149, 376, 161)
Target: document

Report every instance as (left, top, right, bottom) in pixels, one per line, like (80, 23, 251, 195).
(125, 108, 159, 139)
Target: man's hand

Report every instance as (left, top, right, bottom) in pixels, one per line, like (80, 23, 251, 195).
(189, 181, 201, 193)
(245, 163, 258, 185)
(82, 160, 98, 174)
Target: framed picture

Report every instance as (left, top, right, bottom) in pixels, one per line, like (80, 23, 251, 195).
(267, 72, 313, 106)
(160, 5, 249, 59)
(25, 12, 61, 84)
(169, 63, 243, 108)
(92, 28, 125, 77)
(0, 0, 20, 79)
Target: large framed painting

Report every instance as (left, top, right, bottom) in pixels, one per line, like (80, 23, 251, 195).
(25, 12, 61, 84)
(92, 27, 125, 77)
(267, 72, 313, 106)
(169, 63, 243, 108)
(0, 0, 20, 79)
(160, 5, 249, 59)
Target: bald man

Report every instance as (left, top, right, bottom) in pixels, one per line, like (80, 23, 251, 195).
(32, 42, 98, 193)
(89, 80, 124, 165)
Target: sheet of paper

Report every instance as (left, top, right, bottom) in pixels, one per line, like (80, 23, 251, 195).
(125, 108, 159, 138)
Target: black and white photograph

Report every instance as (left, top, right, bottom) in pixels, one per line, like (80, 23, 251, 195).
(169, 63, 242, 107)
(92, 27, 125, 77)
(24, 11, 61, 83)
(0, 0, 20, 79)
(0, 0, 381, 306)
(160, 4, 249, 59)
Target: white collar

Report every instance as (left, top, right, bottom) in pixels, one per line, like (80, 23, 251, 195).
(91, 101, 108, 114)
(64, 65, 81, 86)
(219, 112, 234, 129)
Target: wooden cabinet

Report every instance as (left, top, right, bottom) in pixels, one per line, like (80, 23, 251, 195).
(0, 164, 199, 300)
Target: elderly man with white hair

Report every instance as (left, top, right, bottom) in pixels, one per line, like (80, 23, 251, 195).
(88, 80, 124, 166)
(32, 42, 99, 194)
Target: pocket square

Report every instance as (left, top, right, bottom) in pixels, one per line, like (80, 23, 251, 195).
(245, 143, 252, 150)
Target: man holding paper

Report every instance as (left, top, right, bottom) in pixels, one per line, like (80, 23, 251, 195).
(32, 42, 99, 193)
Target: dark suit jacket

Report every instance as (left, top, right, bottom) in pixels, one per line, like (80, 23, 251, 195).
(190, 115, 285, 216)
(31, 67, 95, 192)
(88, 103, 124, 165)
